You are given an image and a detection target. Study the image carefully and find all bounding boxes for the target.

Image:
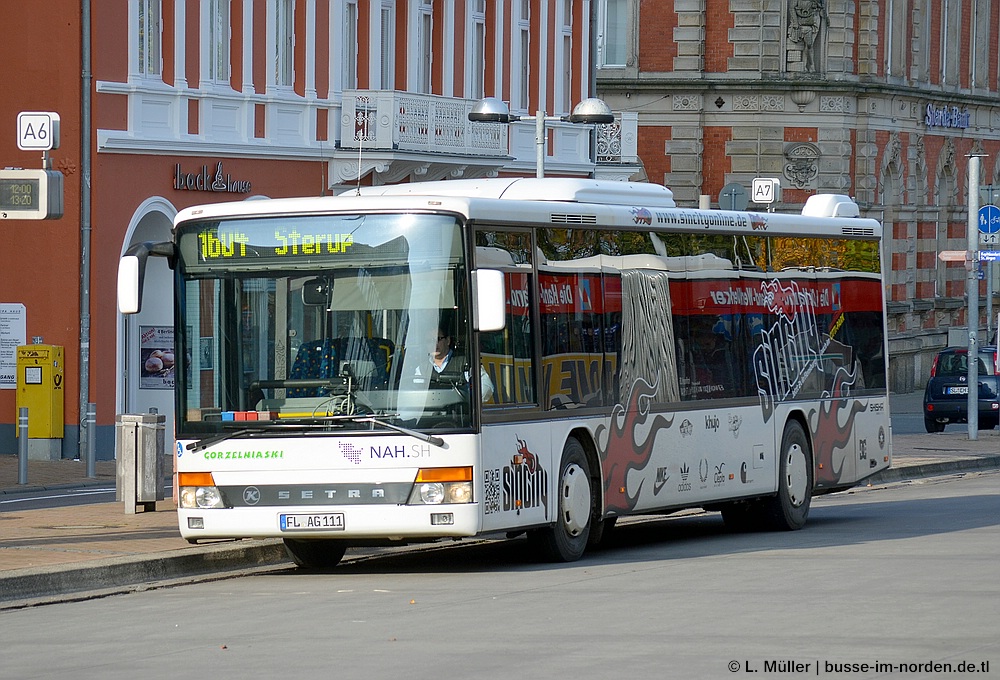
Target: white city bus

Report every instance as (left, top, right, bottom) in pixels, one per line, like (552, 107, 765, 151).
(118, 178, 891, 567)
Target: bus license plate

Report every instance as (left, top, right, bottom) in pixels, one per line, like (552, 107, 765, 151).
(279, 513, 345, 531)
(946, 386, 969, 395)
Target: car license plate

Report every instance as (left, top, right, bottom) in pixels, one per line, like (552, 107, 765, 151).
(279, 513, 345, 531)
(946, 386, 969, 395)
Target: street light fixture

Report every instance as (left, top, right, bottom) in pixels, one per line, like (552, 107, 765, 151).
(468, 96, 615, 178)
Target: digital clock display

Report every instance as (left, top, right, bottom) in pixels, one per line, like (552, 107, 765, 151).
(0, 178, 40, 211)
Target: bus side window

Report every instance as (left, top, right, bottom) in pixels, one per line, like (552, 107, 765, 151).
(480, 270, 536, 407)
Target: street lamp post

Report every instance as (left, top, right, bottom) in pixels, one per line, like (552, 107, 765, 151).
(468, 97, 615, 178)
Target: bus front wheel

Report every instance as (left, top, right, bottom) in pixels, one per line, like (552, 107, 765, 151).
(529, 438, 592, 562)
(283, 539, 348, 569)
(762, 420, 813, 531)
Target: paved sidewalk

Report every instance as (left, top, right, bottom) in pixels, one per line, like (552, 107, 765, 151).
(2, 413, 999, 608)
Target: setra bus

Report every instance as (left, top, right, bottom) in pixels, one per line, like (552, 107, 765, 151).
(118, 177, 891, 567)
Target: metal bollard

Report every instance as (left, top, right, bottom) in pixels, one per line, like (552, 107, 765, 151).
(86, 402, 97, 479)
(18, 407, 28, 485)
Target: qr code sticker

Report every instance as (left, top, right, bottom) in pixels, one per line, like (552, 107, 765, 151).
(483, 468, 501, 515)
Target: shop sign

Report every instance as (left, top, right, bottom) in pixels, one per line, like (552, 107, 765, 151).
(925, 103, 971, 129)
(174, 161, 252, 194)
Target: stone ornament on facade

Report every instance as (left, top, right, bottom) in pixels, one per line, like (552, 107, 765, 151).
(673, 95, 701, 111)
(762, 95, 785, 112)
(783, 142, 820, 189)
(883, 133, 902, 172)
(787, 0, 827, 73)
(820, 96, 848, 113)
(789, 90, 815, 112)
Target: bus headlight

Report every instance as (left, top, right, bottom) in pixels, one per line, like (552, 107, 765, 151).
(416, 482, 445, 504)
(178, 472, 225, 509)
(407, 467, 474, 505)
(179, 486, 225, 509)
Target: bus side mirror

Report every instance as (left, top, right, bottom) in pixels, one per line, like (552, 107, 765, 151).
(117, 241, 177, 314)
(118, 255, 142, 314)
(472, 269, 505, 332)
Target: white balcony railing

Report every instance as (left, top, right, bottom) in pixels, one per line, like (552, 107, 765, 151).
(96, 82, 638, 178)
(339, 90, 638, 169)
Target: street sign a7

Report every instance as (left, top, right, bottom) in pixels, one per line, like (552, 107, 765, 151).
(16, 111, 60, 151)
(751, 177, 781, 204)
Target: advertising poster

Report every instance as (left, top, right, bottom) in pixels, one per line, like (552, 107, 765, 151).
(0, 303, 26, 389)
(140, 325, 175, 389)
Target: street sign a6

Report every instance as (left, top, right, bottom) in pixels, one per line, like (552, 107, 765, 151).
(16, 111, 60, 151)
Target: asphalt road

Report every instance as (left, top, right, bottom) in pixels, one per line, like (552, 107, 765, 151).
(3, 471, 997, 680)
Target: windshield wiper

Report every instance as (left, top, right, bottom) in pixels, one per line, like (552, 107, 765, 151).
(350, 415, 445, 448)
(186, 414, 445, 452)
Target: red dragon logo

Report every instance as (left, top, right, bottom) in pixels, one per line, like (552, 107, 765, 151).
(596, 379, 673, 514)
(810, 367, 867, 485)
(512, 436, 538, 473)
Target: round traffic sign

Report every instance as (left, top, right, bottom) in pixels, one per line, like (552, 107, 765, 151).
(718, 183, 748, 211)
(979, 204, 1000, 234)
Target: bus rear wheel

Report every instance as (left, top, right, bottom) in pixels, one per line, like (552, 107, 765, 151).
(283, 539, 348, 569)
(529, 438, 592, 562)
(762, 420, 813, 531)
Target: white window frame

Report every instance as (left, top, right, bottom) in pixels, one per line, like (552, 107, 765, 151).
(137, 0, 163, 78)
(597, 0, 628, 68)
(559, 0, 573, 112)
(379, 0, 395, 90)
(415, 0, 433, 93)
(467, 0, 486, 99)
(515, 0, 530, 111)
(343, 0, 358, 90)
(273, 0, 294, 89)
(205, 0, 231, 86)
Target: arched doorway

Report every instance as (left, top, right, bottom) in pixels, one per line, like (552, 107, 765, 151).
(117, 198, 177, 440)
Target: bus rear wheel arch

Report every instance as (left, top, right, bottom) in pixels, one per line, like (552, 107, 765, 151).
(720, 417, 813, 532)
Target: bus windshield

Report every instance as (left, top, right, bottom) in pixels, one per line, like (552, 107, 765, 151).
(174, 212, 475, 437)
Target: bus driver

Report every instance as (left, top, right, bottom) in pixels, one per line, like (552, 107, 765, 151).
(418, 324, 495, 402)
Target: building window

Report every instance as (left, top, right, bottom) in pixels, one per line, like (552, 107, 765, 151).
(560, 1, 573, 111)
(344, 0, 358, 90)
(138, 0, 162, 77)
(598, 0, 627, 68)
(972, 0, 989, 88)
(380, 0, 395, 90)
(274, 0, 293, 87)
(517, 0, 530, 110)
(941, 0, 961, 85)
(209, 0, 230, 85)
(885, 0, 907, 78)
(417, 0, 432, 93)
(470, 0, 486, 99)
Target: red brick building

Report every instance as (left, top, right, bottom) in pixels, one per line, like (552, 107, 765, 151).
(596, 0, 1000, 392)
(0, 0, 636, 458)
